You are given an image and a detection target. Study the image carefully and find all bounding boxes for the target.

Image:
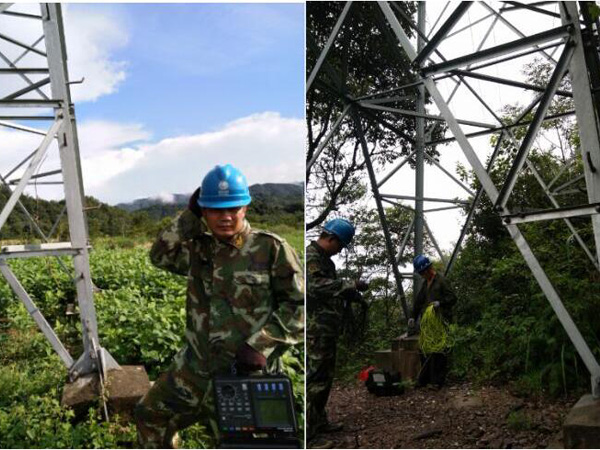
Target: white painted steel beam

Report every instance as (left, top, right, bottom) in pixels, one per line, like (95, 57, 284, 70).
(0, 261, 74, 368)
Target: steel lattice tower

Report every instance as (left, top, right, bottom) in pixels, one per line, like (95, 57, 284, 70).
(307, 1, 600, 397)
(0, 3, 119, 380)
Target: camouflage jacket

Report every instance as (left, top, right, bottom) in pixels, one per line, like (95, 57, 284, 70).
(412, 272, 457, 323)
(150, 209, 304, 373)
(306, 241, 355, 337)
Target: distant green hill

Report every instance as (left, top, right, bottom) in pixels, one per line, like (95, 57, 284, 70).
(0, 182, 303, 241)
(115, 182, 304, 223)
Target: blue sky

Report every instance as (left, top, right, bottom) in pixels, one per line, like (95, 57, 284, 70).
(0, 2, 305, 204)
(72, 3, 305, 141)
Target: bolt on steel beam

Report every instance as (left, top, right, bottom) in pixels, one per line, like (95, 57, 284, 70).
(502, 202, 600, 225)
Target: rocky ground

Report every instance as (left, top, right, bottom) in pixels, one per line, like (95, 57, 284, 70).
(323, 381, 576, 448)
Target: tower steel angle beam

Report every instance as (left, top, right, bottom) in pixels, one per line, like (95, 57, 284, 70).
(446, 132, 505, 275)
(562, 2, 600, 269)
(0, 261, 74, 368)
(0, 46, 51, 100)
(380, 193, 470, 206)
(359, 102, 497, 129)
(351, 106, 410, 322)
(413, 1, 473, 67)
(425, 109, 575, 146)
(414, 0, 426, 298)
(379, 0, 600, 396)
(502, 202, 600, 225)
(396, 215, 415, 264)
(423, 151, 475, 196)
(425, 1, 450, 39)
(376, 149, 416, 188)
(41, 3, 120, 379)
(452, 51, 600, 271)
(422, 25, 571, 76)
(547, 156, 577, 190)
(0, 118, 62, 231)
(306, 1, 353, 93)
(449, 69, 573, 98)
(502, 1, 561, 19)
(495, 42, 575, 210)
(0, 120, 46, 135)
(423, 216, 447, 266)
(480, 2, 559, 65)
(2, 77, 51, 100)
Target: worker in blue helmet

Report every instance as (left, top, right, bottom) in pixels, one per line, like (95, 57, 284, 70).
(323, 218, 355, 248)
(306, 218, 369, 448)
(409, 254, 457, 387)
(136, 164, 304, 448)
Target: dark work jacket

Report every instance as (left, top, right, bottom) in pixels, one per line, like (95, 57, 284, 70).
(306, 241, 354, 338)
(412, 272, 457, 323)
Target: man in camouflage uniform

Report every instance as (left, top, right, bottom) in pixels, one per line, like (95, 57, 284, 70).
(134, 164, 304, 448)
(410, 254, 457, 387)
(306, 218, 368, 448)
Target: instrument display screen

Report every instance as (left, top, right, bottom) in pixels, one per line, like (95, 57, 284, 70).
(372, 373, 386, 383)
(256, 398, 290, 428)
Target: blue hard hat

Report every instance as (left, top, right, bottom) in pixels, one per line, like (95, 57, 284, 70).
(197, 164, 251, 208)
(323, 218, 355, 247)
(413, 254, 432, 273)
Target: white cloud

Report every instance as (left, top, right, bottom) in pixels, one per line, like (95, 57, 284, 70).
(0, 120, 149, 201)
(0, 4, 128, 104)
(89, 112, 304, 204)
(0, 113, 302, 204)
(62, 5, 129, 103)
(77, 120, 150, 157)
(152, 193, 176, 204)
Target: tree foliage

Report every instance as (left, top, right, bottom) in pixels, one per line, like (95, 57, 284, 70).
(306, 1, 444, 230)
(332, 56, 600, 398)
(449, 60, 600, 396)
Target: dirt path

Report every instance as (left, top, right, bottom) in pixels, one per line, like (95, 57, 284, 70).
(325, 381, 575, 448)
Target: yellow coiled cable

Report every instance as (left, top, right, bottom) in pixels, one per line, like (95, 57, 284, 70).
(418, 303, 454, 355)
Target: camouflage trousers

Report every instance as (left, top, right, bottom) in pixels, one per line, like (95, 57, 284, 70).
(306, 333, 337, 441)
(134, 349, 218, 449)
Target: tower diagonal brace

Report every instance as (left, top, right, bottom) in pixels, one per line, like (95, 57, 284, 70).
(351, 106, 410, 322)
(378, 0, 600, 397)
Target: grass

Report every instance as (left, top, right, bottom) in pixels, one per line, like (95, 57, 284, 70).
(506, 410, 533, 431)
(0, 217, 304, 448)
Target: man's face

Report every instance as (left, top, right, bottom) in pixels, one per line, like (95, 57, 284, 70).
(329, 237, 344, 255)
(202, 206, 247, 240)
(419, 266, 435, 280)
(319, 235, 344, 256)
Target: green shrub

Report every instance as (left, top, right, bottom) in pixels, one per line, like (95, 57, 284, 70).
(0, 237, 304, 448)
(506, 410, 533, 431)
